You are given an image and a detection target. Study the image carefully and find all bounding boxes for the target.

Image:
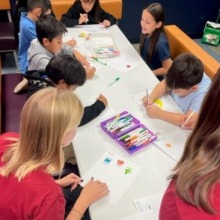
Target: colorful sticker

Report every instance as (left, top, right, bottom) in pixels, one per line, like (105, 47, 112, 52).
(103, 157, 112, 164)
(124, 167, 132, 174)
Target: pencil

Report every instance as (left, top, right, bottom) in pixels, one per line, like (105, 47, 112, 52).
(181, 111, 195, 128)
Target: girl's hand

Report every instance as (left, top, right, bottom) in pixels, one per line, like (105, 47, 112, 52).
(102, 20, 111, 27)
(79, 13, 88, 24)
(55, 173, 82, 190)
(80, 178, 109, 205)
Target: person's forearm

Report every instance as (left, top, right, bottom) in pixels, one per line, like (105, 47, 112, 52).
(157, 110, 185, 126)
(66, 197, 89, 220)
(73, 50, 86, 65)
(150, 80, 168, 101)
(153, 67, 168, 76)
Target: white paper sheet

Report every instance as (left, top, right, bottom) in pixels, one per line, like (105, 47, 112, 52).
(133, 191, 164, 214)
(117, 211, 157, 220)
(154, 130, 191, 161)
(80, 150, 142, 205)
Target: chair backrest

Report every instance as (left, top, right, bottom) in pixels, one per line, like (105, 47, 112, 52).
(1, 73, 27, 134)
(164, 25, 220, 79)
(0, 0, 12, 21)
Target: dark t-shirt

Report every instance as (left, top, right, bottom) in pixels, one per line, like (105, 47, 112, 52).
(141, 33, 170, 81)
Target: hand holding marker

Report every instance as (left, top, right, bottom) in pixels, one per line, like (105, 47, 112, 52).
(108, 77, 120, 87)
(181, 111, 195, 128)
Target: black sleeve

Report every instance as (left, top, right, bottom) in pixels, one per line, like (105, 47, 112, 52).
(99, 8, 117, 26)
(79, 100, 106, 126)
(61, 4, 80, 27)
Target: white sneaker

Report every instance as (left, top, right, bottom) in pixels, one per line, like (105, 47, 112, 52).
(14, 78, 28, 93)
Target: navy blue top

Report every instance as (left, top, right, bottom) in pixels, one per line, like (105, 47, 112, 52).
(141, 33, 170, 81)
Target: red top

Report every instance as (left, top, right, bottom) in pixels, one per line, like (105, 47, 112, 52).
(0, 132, 65, 220)
(160, 180, 220, 220)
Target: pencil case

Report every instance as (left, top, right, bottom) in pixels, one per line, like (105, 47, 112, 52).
(100, 111, 157, 154)
(100, 111, 140, 139)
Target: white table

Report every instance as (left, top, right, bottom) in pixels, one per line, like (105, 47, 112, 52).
(66, 25, 189, 220)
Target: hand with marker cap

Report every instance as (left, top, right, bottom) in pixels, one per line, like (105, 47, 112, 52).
(79, 13, 89, 24)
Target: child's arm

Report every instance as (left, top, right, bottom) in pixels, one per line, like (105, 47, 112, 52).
(181, 111, 199, 130)
(143, 80, 169, 106)
(72, 50, 96, 79)
(146, 105, 185, 126)
(60, 4, 79, 27)
(153, 58, 172, 76)
(72, 50, 89, 67)
(79, 94, 107, 126)
(99, 8, 117, 26)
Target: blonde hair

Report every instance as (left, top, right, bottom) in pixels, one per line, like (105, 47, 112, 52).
(0, 87, 83, 181)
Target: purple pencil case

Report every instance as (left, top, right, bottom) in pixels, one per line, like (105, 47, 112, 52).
(100, 111, 157, 154)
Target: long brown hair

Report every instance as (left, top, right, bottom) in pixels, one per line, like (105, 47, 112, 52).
(171, 69, 220, 213)
(139, 3, 165, 64)
(0, 88, 83, 181)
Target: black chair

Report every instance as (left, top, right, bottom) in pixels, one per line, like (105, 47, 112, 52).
(1, 73, 27, 133)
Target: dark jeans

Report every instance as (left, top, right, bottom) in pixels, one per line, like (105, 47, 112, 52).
(63, 185, 91, 220)
(54, 162, 91, 220)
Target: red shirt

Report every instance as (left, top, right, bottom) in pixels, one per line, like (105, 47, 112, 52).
(0, 132, 65, 220)
(160, 180, 220, 220)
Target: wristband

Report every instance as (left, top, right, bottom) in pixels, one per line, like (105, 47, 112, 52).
(71, 208, 84, 218)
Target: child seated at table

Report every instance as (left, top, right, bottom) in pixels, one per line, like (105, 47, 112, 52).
(159, 68, 220, 220)
(0, 87, 109, 219)
(61, 0, 116, 27)
(142, 53, 211, 129)
(25, 53, 108, 126)
(14, 0, 76, 94)
(28, 14, 95, 79)
(139, 3, 172, 81)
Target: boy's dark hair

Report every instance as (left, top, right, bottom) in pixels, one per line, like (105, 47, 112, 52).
(27, 0, 52, 14)
(165, 53, 204, 89)
(45, 54, 86, 86)
(36, 15, 67, 44)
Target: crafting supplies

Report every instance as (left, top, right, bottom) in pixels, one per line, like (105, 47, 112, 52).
(100, 111, 157, 154)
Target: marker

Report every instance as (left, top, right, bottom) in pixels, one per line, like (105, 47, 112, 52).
(91, 56, 107, 66)
(146, 89, 149, 106)
(107, 114, 120, 131)
(181, 111, 195, 128)
(108, 77, 120, 87)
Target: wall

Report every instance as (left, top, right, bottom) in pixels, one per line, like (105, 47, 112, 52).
(119, 0, 220, 43)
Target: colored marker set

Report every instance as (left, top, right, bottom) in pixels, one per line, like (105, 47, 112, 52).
(100, 111, 157, 154)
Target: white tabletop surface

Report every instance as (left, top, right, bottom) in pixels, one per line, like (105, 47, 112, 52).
(66, 25, 190, 220)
